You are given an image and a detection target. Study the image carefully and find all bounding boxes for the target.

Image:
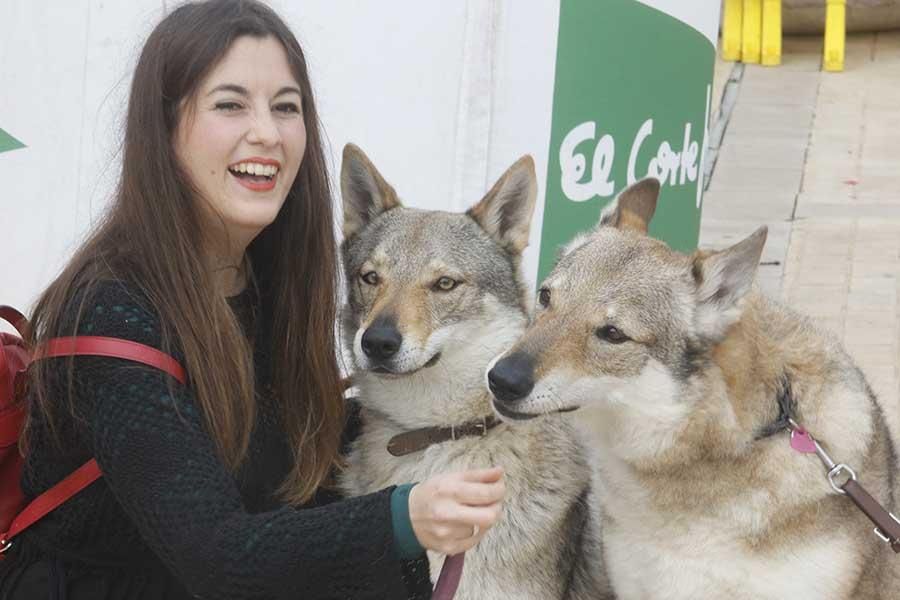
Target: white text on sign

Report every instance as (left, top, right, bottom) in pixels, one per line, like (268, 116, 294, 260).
(559, 118, 700, 202)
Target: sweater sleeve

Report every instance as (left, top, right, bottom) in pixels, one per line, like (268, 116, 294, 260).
(66, 281, 432, 599)
(391, 484, 425, 559)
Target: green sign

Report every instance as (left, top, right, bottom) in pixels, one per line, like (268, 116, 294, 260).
(0, 128, 25, 154)
(538, 0, 714, 281)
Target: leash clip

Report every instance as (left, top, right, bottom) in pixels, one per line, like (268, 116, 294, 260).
(787, 418, 856, 493)
(827, 464, 858, 495)
(787, 419, 900, 552)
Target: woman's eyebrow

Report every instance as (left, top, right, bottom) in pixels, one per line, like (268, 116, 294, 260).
(207, 83, 249, 97)
(273, 86, 302, 99)
(206, 83, 302, 98)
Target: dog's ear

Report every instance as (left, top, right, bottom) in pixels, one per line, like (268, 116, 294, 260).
(692, 227, 767, 341)
(340, 144, 402, 239)
(468, 155, 537, 254)
(597, 178, 660, 235)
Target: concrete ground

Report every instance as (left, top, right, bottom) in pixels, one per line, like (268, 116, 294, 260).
(701, 32, 900, 435)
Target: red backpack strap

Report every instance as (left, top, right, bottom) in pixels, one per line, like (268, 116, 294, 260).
(1, 336, 185, 555)
(36, 336, 186, 384)
(1, 460, 102, 552)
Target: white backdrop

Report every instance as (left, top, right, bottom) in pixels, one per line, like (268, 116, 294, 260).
(0, 0, 716, 314)
(0, 0, 561, 312)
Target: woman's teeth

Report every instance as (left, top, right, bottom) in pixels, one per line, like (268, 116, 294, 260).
(228, 162, 279, 178)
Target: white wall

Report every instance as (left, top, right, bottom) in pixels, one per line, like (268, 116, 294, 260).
(0, 0, 560, 315)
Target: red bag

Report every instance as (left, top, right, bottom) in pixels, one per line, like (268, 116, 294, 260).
(0, 307, 30, 540)
(0, 305, 185, 557)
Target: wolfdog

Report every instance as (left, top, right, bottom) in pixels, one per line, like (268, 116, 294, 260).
(487, 178, 900, 599)
(337, 144, 610, 600)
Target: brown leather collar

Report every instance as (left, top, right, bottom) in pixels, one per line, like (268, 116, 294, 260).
(387, 415, 502, 457)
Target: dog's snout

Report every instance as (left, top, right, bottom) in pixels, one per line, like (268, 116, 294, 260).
(488, 352, 534, 403)
(361, 322, 402, 360)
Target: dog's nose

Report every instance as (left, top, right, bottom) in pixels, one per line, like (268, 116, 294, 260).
(488, 352, 534, 403)
(361, 324, 402, 360)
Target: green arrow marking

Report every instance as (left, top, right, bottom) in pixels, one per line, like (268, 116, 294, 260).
(0, 128, 26, 154)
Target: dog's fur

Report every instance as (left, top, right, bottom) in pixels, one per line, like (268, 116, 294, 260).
(337, 144, 610, 600)
(487, 178, 900, 599)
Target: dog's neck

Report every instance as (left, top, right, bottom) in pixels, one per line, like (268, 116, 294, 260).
(357, 369, 498, 430)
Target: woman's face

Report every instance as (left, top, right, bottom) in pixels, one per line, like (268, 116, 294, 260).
(175, 35, 307, 255)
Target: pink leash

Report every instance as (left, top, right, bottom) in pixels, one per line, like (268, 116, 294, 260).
(432, 553, 464, 599)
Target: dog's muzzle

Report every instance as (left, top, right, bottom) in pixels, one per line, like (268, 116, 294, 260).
(488, 352, 535, 402)
(488, 352, 535, 415)
(361, 321, 402, 362)
(360, 320, 442, 376)
(488, 353, 580, 420)
(370, 352, 442, 376)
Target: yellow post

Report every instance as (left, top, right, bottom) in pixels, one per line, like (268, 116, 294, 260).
(824, 0, 846, 71)
(741, 0, 762, 64)
(761, 0, 782, 66)
(722, 0, 743, 61)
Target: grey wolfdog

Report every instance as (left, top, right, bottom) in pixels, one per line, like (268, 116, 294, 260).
(487, 178, 900, 599)
(337, 144, 610, 600)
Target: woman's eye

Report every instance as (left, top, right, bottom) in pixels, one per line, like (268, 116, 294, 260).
(596, 325, 629, 344)
(274, 102, 300, 114)
(433, 277, 459, 292)
(360, 271, 379, 286)
(214, 101, 243, 112)
(538, 288, 551, 308)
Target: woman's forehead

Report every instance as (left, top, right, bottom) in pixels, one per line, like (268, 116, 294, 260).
(201, 36, 300, 94)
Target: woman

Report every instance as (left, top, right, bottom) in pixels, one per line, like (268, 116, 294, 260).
(0, 1, 505, 598)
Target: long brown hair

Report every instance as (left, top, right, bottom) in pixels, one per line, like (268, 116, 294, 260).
(27, 0, 343, 505)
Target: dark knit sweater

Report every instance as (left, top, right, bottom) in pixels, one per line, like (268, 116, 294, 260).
(0, 280, 432, 599)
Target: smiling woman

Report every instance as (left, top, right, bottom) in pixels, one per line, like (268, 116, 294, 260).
(0, 1, 505, 599)
(175, 36, 307, 283)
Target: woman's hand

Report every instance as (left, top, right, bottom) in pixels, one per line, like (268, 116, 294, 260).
(408, 466, 505, 555)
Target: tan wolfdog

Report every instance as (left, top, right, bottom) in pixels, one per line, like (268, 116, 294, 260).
(338, 144, 609, 599)
(486, 178, 900, 599)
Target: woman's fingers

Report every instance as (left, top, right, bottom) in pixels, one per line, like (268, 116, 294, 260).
(447, 502, 503, 530)
(408, 467, 507, 554)
(460, 466, 504, 484)
(429, 503, 502, 536)
(451, 478, 506, 506)
(437, 533, 483, 556)
(429, 521, 490, 555)
(431, 522, 480, 541)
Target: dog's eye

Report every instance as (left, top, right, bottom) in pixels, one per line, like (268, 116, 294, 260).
(538, 288, 551, 308)
(596, 325, 629, 344)
(360, 271, 380, 286)
(433, 277, 459, 292)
